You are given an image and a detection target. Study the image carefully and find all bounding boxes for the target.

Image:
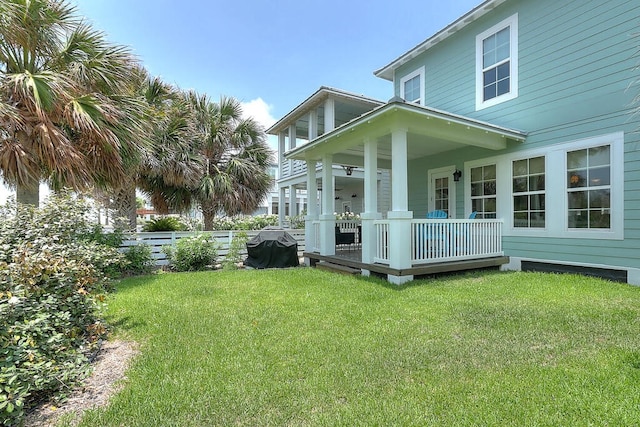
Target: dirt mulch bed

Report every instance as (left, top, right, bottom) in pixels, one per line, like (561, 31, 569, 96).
(24, 340, 139, 427)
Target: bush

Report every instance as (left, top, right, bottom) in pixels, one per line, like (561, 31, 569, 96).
(143, 216, 188, 232)
(163, 235, 219, 272)
(208, 215, 278, 231)
(123, 244, 155, 276)
(222, 232, 249, 271)
(0, 194, 119, 426)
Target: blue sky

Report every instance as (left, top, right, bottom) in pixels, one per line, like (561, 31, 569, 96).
(72, 0, 481, 129)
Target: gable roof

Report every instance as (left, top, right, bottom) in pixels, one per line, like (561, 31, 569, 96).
(266, 86, 383, 135)
(374, 0, 509, 81)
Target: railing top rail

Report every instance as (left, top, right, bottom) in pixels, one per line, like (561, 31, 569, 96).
(411, 218, 504, 224)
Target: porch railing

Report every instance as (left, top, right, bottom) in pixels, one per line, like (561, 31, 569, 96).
(281, 159, 307, 179)
(373, 219, 503, 265)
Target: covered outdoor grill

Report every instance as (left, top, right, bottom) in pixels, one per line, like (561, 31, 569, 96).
(245, 227, 299, 269)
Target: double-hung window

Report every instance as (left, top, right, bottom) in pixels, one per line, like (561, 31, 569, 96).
(476, 14, 518, 110)
(470, 164, 497, 218)
(513, 156, 545, 228)
(567, 145, 611, 229)
(400, 67, 425, 105)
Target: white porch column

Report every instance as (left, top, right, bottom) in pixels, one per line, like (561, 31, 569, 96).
(278, 187, 286, 226)
(319, 154, 335, 255)
(309, 109, 318, 140)
(324, 98, 335, 132)
(361, 138, 382, 274)
(278, 132, 286, 178)
(388, 128, 413, 284)
(305, 160, 319, 264)
(289, 185, 297, 218)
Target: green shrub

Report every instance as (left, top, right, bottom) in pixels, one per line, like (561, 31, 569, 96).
(163, 235, 219, 271)
(222, 232, 249, 271)
(0, 194, 118, 426)
(123, 244, 155, 276)
(209, 215, 278, 231)
(143, 216, 188, 232)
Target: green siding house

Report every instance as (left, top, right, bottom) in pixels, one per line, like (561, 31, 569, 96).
(269, 0, 640, 285)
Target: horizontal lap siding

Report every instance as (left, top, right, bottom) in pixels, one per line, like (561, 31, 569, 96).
(400, 0, 640, 272)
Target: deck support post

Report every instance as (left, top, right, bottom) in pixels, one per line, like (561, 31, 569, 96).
(319, 154, 335, 256)
(388, 128, 413, 285)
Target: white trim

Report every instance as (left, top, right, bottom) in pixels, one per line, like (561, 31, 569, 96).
(464, 131, 624, 240)
(428, 165, 456, 218)
(399, 66, 425, 105)
(475, 13, 519, 110)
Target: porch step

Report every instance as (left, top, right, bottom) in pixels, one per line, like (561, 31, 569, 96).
(315, 261, 361, 276)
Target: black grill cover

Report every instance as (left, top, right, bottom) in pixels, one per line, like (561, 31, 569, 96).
(245, 227, 299, 269)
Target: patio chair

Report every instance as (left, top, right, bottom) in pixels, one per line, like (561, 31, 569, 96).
(426, 210, 448, 219)
(335, 225, 356, 250)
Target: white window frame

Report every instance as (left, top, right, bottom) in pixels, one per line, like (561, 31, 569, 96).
(475, 13, 519, 110)
(464, 132, 624, 240)
(400, 66, 425, 105)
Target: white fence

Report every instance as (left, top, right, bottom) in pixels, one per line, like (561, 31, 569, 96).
(120, 229, 306, 266)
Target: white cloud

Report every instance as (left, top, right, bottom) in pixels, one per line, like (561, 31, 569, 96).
(241, 98, 276, 130)
(241, 98, 279, 153)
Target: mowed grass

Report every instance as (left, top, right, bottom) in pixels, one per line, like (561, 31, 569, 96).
(74, 269, 640, 426)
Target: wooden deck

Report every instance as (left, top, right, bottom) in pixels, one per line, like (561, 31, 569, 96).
(305, 249, 509, 279)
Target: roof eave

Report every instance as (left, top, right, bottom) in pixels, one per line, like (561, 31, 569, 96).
(374, 0, 508, 81)
(285, 101, 527, 160)
(266, 86, 383, 135)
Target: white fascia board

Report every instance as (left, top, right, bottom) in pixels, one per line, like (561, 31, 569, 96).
(266, 86, 383, 135)
(374, 0, 508, 81)
(284, 101, 527, 160)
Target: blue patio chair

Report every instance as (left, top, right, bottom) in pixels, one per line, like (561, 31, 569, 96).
(468, 211, 477, 219)
(426, 210, 448, 219)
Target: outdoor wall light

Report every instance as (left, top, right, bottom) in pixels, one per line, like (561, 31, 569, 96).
(351, 194, 357, 198)
(342, 165, 354, 176)
(453, 169, 462, 182)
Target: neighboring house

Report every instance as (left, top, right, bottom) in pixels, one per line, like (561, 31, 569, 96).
(271, 0, 640, 285)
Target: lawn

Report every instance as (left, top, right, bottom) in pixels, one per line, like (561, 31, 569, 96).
(72, 268, 640, 426)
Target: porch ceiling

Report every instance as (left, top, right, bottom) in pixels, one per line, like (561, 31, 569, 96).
(284, 101, 527, 167)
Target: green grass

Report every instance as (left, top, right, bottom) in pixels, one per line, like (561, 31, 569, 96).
(73, 269, 640, 426)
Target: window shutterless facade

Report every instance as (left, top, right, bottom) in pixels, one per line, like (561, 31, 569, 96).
(400, 67, 425, 105)
(567, 145, 611, 229)
(513, 156, 545, 228)
(476, 14, 518, 110)
(470, 164, 497, 218)
(465, 132, 623, 240)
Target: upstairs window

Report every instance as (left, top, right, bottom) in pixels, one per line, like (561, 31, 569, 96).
(476, 14, 518, 110)
(400, 67, 425, 105)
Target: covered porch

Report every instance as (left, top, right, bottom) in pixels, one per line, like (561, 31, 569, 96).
(286, 99, 526, 284)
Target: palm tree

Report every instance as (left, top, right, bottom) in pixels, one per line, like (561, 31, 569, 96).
(143, 93, 273, 231)
(0, 0, 147, 207)
(190, 94, 273, 230)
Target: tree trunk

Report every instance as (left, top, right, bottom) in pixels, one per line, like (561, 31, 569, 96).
(16, 177, 40, 207)
(203, 210, 215, 231)
(111, 182, 138, 231)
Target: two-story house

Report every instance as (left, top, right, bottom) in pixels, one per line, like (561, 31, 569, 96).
(270, 0, 640, 285)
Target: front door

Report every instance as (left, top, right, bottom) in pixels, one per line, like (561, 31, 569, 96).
(428, 167, 456, 218)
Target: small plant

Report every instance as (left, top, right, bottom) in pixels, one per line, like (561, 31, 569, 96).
(222, 232, 249, 270)
(123, 244, 155, 276)
(143, 216, 188, 232)
(163, 235, 219, 271)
